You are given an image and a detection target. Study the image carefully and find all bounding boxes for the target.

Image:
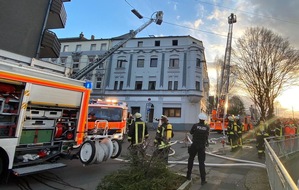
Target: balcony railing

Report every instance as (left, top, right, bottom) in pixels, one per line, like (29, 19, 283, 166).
(39, 30, 61, 58)
(46, 0, 67, 29)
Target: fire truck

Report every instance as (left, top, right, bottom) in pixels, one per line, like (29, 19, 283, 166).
(87, 99, 128, 142)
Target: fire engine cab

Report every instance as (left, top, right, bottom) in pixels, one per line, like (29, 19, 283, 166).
(87, 99, 128, 141)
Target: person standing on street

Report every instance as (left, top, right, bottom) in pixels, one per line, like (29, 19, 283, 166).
(227, 115, 238, 151)
(255, 120, 269, 158)
(127, 113, 149, 160)
(153, 115, 173, 163)
(186, 113, 209, 185)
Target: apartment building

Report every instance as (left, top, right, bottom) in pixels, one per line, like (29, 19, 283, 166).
(52, 34, 209, 130)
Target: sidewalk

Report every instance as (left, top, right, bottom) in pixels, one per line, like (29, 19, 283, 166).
(186, 138, 271, 190)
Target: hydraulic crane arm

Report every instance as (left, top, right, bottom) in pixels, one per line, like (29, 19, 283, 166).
(71, 11, 163, 80)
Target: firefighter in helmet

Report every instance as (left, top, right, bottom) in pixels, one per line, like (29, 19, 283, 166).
(227, 115, 238, 151)
(153, 115, 173, 163)
(255, 120, 269, 158)
(186, 113, 209, 185)
(127, 113, 149, 160)
(235, 116, 243, 148)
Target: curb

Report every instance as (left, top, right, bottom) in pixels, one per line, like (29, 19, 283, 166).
(177, 179, 192, 190)
(176, 173, 192, 190)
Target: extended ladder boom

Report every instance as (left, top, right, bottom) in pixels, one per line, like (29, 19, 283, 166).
(72, 11, 163, 80)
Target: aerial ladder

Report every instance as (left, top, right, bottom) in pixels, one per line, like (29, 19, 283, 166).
(71, 11, 164, 80)
(210, 13, 236, 133)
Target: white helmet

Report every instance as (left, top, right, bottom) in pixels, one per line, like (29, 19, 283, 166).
(198, 113, 207, 120)
(135, 112, 142, 119)
(228, 116, 234, 121)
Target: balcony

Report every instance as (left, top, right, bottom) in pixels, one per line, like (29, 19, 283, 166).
(46, 0, 67, 29)
(39, 30, 61, 58)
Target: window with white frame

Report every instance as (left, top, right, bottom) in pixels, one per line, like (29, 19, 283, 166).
(172, 40, 178, 46)
(168, 81, 172, 90)
(114, 81, 118, 90)
(196, 58, 201, 67)
(163, 108, 181, 117)
(169, 58, 179, 68)
(137, 41, 143, 47)
(174, 81, 178, 90)
(100, 43, 107, 50)
(119, 81, 124, 90)
(137, 59, 144, 67)
(117, 59, 126, 68)
(63, 45, 69, 52)
(150, 58, 158, 67)
(196, 81, 200, 91)
(148, 81, 156, 90)
(76, 45, 81, 52)
(95, 77, 102, 89)
(90, 44, 96, 51)
(135, 81, 143, 90)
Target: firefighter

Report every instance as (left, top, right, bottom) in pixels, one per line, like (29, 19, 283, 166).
(274, 119, 283, 139)
(126, 113, 134, 133)
(186, 113, 209, 185)
(235, 116, 243, 148)
(153, 115, 173, 163)
(127, 113, 149, 160)
(227, 115, 238, 151)
(255, 120, 269, 158)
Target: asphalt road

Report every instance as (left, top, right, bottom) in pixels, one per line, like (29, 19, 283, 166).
(0, 130, 270, 190)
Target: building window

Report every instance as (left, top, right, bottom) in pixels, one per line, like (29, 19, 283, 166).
(155, 41, 160, 46)
(131, 107, 140, 115)
(137, 59, 144, 67)
(168, 81, 172, 90)
(196, 81, 200, 90)
(137, 41, 143, 47)
(73, 63, 79, 69)
(172, 40, 178, 46)
(135, 81, 143, 90)
(88, 56, 95, 63)
(163, 108, 181, 117)
(63, 45, 69, 52)
(148, 81, 156, 90)
(76, 45, 81, 52)
(150, 58, 158, 67)
(73, 57, 80, 63)
(60, 57, 67, 64)
(174, 81, 178, 90)
(114, 81, 118, 90)
(169, 58, 179, 68)
(117, 60, 126, 68)
(119, 81, 124, 90)
(196, 58, 201, 67)
(100, 43, 107, 50)
(96, 77, 102, 89)
(90, 44, 96, 51)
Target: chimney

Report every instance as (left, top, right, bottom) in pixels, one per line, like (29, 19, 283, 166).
(91, 35, 95, 40)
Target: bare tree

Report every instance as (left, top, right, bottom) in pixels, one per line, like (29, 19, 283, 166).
(233, 27, 299, 120)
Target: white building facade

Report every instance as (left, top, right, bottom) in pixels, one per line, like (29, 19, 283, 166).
(49, 34, 210, 130)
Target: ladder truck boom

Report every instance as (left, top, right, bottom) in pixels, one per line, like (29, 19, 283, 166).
(72, 11, 163, 80)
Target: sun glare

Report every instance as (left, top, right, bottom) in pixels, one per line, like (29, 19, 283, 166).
(277, 87, 299, 111)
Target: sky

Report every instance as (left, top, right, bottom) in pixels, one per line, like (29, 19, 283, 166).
(54, 0, 299, 115)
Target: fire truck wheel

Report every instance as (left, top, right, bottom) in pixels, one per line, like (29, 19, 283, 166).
(79, 140, 96, 165)
(110, 140, 122, 159)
